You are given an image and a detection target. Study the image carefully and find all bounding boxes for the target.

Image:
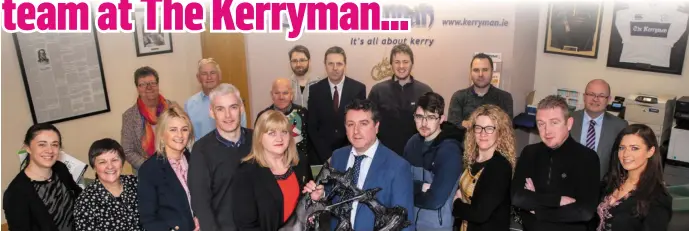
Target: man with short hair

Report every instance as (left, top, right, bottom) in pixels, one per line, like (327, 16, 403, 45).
(188, 83, 253, 231)
(185, 58, 247, 141)
(288, 45, 321, 108)
(303, 99, 414, 231)
(570, 79, 628, 179)
(369, 44, 432, 155)
(448, 53, 513, 129)
(255, 77, 315, 168)
(307, 46, 366, 164)
(402, 92, 463, 230)
(511, 95, 600, 231)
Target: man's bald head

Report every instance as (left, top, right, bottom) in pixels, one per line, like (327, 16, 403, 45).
(583, 79, 611, 115)
(271, 77, 294, 110)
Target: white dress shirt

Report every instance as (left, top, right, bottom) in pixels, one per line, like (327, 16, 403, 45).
(328, 78, 344, 106)
(345, 139, 379, 227)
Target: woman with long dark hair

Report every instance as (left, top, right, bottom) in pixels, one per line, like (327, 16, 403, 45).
(3, 123, 82, 231)
(596, 124, 672, 231)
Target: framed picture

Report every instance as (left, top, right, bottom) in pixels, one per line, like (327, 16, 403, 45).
(607, 2, 689, 75)
(13, 30, 111, 124)
(134, 10, 173, 56)
(544, 2, 604, 58)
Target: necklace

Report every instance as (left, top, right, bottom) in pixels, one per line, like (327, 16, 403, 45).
(274, 167, 294, 180)
(28, 168, 53, 182)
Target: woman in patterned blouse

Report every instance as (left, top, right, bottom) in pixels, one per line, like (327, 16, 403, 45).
(595, 124, 672, 231)
(73, 138, 143, 231)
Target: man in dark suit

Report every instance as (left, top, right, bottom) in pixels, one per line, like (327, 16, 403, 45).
(304, 99, 415, 231)
(570, 79, 628, 179)
(307, 46, 366, 164)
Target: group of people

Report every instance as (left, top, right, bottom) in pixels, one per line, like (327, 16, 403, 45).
(2, 43, 674, 231)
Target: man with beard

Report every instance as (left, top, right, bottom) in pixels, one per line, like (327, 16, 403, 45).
(307, 46, 366, 164)
(369, 44, 432, 155)
(255, 77, 316, 168)
(402, 92, 463, 230)
(448, 53, 513, 129)
(188, 83, 253, 231)
(185, 58, 247, 141)
(569, 79, 627, 180)
(288, 45, 321, 108)
(511, 95, 600, 231)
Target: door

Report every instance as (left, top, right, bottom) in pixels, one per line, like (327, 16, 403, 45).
(199, 32, 253, 128)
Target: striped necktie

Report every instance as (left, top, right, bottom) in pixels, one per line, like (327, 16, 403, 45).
(586, 120, 597, 150)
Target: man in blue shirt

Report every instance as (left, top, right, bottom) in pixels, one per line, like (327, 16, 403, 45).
(185, 58, 247, 141)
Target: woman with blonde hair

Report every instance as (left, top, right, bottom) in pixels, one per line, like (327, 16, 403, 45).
(453, 104, 516, 231)
(138, 105, 200, 231)
(232, 110, 313, 231)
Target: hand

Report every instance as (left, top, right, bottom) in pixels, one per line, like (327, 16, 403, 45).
(302, 180, 324, 200)
(193, 217, 200, 231)
(560, 196, 576, 206)
(422, 183, 431, 192)
(461, 120, 471, 129)
(525, 178, 535, 192)
(454, 189, 464, 202)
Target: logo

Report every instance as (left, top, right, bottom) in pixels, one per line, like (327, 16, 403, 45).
(631, 22, 670, 38)
(382, 4, 434, 29)
(634, 14, 644, 20)
(371, 56, 394, 81)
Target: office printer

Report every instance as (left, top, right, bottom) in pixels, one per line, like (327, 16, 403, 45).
(668, 96, 689, 166)
(624, 94, 676, 145)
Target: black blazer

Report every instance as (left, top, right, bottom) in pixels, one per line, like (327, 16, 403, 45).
(231, 158, 313, 231)
(307, 77, 366, 163)
(3, 161, 82, 231)
(592, 191, 673, 231)
(453, 153, 512, 231)
(138, 151, 195, 231)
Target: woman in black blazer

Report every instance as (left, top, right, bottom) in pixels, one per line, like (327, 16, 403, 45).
(138, 106, 199, 231)
(232, 110, 314, 231)
(453, 105, 516, 231)
(3, 123, 82, 231)
(595, 124, 672, 231)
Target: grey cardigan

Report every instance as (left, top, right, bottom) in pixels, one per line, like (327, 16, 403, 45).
(120, 99, 175, 170)
(291, 75, 321, 108)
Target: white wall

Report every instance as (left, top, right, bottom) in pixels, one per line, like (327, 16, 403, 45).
(533, 1, 689, 105)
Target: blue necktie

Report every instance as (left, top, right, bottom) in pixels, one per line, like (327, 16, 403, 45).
(586, 120, 597, 150)
(351, 155, 366, 187)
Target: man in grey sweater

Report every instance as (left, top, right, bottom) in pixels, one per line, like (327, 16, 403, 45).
(448, 53, 513, 129)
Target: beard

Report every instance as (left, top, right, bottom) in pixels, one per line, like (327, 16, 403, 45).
(292, 66, 309, 76)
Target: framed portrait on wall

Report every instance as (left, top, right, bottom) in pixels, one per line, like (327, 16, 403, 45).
(607, 2, 689, 75)
(134, 10, 173, 57)
(544, 2, 604, 58)
(12, 30, 111, 124)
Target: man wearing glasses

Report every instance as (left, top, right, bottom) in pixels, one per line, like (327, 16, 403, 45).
(402, 92, 463, 230)
(570, 79, 628, 179)
(288, 45, 321, 109)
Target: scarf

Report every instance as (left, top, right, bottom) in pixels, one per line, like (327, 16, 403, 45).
(137, 95, 169, 157)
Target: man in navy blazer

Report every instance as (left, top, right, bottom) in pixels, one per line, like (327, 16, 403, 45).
(304, 99, 415, 231)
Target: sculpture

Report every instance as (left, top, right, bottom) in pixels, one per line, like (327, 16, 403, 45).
(301, 161, 411, 231)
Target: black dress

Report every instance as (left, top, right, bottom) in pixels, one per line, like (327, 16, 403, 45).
(595, 191, 673, 231)
(73, 175, 143, 231)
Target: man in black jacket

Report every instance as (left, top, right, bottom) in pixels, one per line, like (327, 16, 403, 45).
(511, 95, 600, 231)
(188, 83, 253, 231)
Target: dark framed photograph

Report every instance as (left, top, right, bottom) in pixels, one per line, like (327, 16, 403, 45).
(13, 30, 111, 124)
(607, 2, 689, 75)
(544, 2, 604, 58)
(134, 10, 173, 57)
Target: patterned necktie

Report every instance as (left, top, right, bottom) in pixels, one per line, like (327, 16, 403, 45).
(351, 155, 366, 186)
(333, 86, 339, 111)
(586, 120, 597, 150)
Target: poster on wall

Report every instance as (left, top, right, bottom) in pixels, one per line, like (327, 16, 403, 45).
(134, 10, 174, 57)
(607, 2, 689, 75)
(544, 2, 604, 59)
(12, 31, 111, 125)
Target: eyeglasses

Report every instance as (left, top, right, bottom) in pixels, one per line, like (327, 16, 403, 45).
(584, 92, 609, 100)
(290, 59, 309, 64)
(413, 114, 440, 122)
(137, 82, 158, 88)
(473, 125, 496, 134)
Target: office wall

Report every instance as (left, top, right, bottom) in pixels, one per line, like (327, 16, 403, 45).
(1, 31, 203, 222)
(533, 1, 689, 106)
